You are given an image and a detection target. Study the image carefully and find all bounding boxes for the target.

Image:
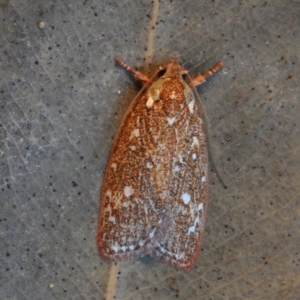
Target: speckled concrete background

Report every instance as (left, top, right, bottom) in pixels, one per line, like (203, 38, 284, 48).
(1, 0, 299, 299)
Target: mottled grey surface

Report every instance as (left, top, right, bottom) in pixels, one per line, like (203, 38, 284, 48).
(1, 0, 300, 299)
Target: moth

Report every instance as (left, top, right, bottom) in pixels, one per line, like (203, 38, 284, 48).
(97, 57, 223, 270)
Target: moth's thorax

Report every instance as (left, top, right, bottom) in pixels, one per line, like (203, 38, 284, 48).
(146, 62, 194, 118)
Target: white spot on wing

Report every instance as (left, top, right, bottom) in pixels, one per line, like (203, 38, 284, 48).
(198, 203, 203, 211)
(167, 116, 177, 126)
(124, 186, 134, 197)
(111, 163, 117, 171)
(139, 240, 145, 247)
(170, 90, 177, 99)
(144, 205, 148, 216)
(112, 242, 120, 253)
(201, 176, 206, 183)
(129, 145, 136, 151)
(173, 165, 180, 172)
(129, 245, 135, 251)
(159, 245, 166, 253)
(192, 153, 197, 160)
(146, 94, 154, 108)
(175, 252, 185, 260)
(188, 100, 194, 114)
(130, 129, 140, 140)
(149, 228, 156, 238)
(146, 162, 153, 168)
(109, 216, 116, 224)
(188, 216, 200, 235)
(192, 136, 200, 148)
(182, 193, 191, 205)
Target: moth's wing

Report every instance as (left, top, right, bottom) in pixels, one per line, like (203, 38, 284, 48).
(97, 94, 168, 261)
(155, 104, 209, 270)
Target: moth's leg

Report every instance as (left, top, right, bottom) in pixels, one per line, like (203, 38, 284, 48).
(189, 61, 223, 87)
(115, 57, 151, 83)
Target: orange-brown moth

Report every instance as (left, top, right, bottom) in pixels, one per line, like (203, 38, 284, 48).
(97, 57, 223, 270)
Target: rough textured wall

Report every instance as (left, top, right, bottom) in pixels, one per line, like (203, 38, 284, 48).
(1, 0, 299, 299)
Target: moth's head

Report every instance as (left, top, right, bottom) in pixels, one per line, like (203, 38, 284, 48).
(163, 61, 188, 78)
